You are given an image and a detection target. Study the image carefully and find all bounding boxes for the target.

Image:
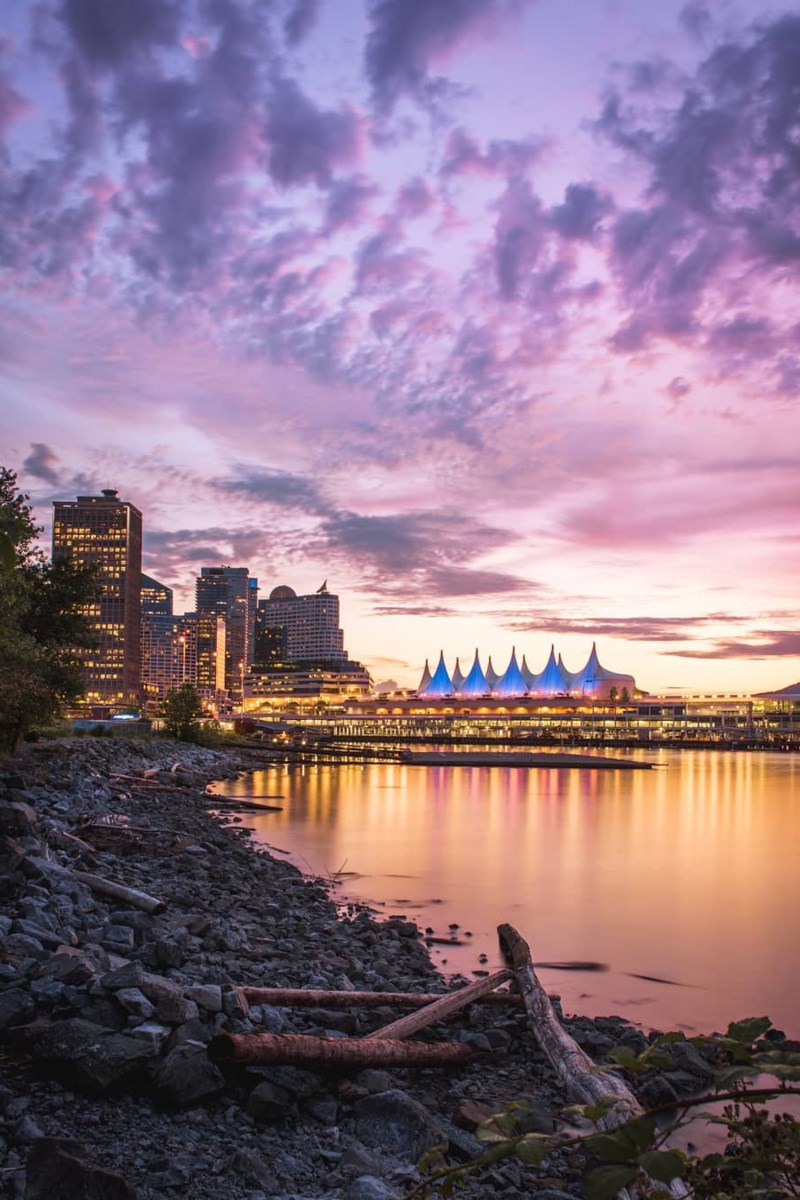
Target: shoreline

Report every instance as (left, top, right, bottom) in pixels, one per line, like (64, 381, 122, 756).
(0, 738, 785, 1199)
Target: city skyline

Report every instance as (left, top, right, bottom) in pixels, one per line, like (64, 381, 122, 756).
(3, 0, 800, 693)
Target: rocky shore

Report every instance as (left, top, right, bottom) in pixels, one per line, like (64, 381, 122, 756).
(0, 739, 720, 1200)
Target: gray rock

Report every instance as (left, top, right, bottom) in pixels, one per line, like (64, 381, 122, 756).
(115, 988, 156, 1021)
(667, 1039, 715, 1080)
(639, 1074, 679, 1108)
(25, 1137, 139, 1199)
(347, 1177, 401, 1200)
(30, 1018, 156, 1093)
(153, 1044, 225, 1108)
(354, 1090, 446, 1161)
(0, 987, 35, 1031)
(154, 993, 198, 1025)
(101, 926, 136, 953)
(245, 1080, 295, 1123)
(100, 962, 145, 990)
(186, 983, 222, 1012)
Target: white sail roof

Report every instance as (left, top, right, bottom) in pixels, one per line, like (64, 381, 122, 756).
(520, 654, 535, 687)
(416, 658, 432, 694)
(570, 642, 634, 696)
(495, 648, 528, 697)
(530, 645, 570, 695)
(420, 650, 454, 697)
(451, 657, 465, 690)
(460, 649, 490, 697)
(485, 656, 500, 688)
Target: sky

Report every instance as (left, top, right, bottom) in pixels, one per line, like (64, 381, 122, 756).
(2, 0, 800, 694)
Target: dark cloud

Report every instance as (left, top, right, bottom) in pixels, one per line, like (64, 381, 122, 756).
(551, 183, 612, 240)
(322, 176, 378, 233)
(503, 613, 747, 642)
(211, 466, 326, 513)
(600, 15, 800, 355)
(23, 443, 61, 486)
(365, 0, 528, 113)
(143, 525, 266, 572)
(667, 631, 800, 658)
(679, 1, 713, 42)
(666, 376, 691, 398)
(266, 77, 361, 187)
(440, 127, 544, 179)
(61, 0, 183, 67)
(284, 0, 321, 46)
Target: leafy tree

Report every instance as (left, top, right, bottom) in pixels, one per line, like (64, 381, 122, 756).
(160, 682, 204, 740)
(608, 686, 619, 704)
(620, 686, 630, 703)
(0, 468, 97, 754)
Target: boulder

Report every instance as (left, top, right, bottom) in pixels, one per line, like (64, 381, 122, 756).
(354, 1089, 446, 1160)
(25, 1137, 139, 1199)
(30, 1019, 156, 1093)
(153, 1044, 225, 1108)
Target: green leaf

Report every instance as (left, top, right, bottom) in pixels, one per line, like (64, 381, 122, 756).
(623, 1114, 658, 1152)
(640, 1150, 686, 1184)
(639, 1047, 676, 1070)
(726, 1016, 772, 1044)
(514, 1135, 548, 1165)
(586, 1132, 636, 1163)
(584, 1164, 637, 1200)
(714, 1064, 759, 1088)
(607, 1046, 645, 1070)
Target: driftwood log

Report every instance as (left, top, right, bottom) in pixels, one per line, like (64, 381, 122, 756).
(369, 969, 513, 1040)
(237, 985, 525, 1009)
(28, 858, 167, 915)
(498, 923, 688, 1197)
(210, 1031, 473, 1068)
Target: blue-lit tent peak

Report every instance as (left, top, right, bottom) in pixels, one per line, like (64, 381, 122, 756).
(520, 654, 535, 687)
(460, 649, 489, 697)
(495, 647, 528, 698)
(530, 644, 569, 696)
(485, 656, 500, 688)
(420, 650, 454, 697)
(417, 658, 432, 693)
(451, 657, 465, 690)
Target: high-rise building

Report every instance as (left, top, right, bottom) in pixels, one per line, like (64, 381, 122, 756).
(52, 489, 142, 712)
(141, 574, 173, 617)
(254, 581, 346, 666)
(195, 567, 256, 697)
(141, 614, 197, 712)
(195, 613, 227, 704)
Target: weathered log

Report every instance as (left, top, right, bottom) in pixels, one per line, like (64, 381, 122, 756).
(498, 924, 638, 1126)
(498, 923, 688, 1198)
(210, 1031, 473, 1068)
(68, 869, 166, 915)
(237, 986, 525, 1009)
(370, 969, 513, 1040)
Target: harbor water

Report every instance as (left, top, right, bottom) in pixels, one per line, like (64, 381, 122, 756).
(210, 748, 800, 1036)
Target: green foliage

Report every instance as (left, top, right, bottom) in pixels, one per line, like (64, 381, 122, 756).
(407, 1017, 800, 1200)
(160, 683, 205, 740)
(0, 467, 98, 754)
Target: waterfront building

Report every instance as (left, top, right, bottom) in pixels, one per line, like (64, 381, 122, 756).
(52, 489, 142, 713)
(141, 614, 197, 712)
(254, 581, 347, 665)
(418, 643, 635, 702)
(195, 567, 256, 698)
(141, 574, 173, 617)
(459, 650, 489, 698)
(195, 613, 227, 709)
(249, 581, 370, 707)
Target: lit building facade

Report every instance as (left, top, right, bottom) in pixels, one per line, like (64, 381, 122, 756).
(141, 614, 197, 712)
(141, 574, 173, 617)
(254, 582, 346, 665)
(52, 489, 142, 712)
(195, 567, 256, 697)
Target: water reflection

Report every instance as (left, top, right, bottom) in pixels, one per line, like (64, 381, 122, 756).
(212, 750, 800, 1035)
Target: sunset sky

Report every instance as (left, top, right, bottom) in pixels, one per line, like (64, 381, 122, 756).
(3, 0, 799, 693)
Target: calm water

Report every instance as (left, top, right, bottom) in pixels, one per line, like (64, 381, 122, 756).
(211, 750, 800, 1036)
